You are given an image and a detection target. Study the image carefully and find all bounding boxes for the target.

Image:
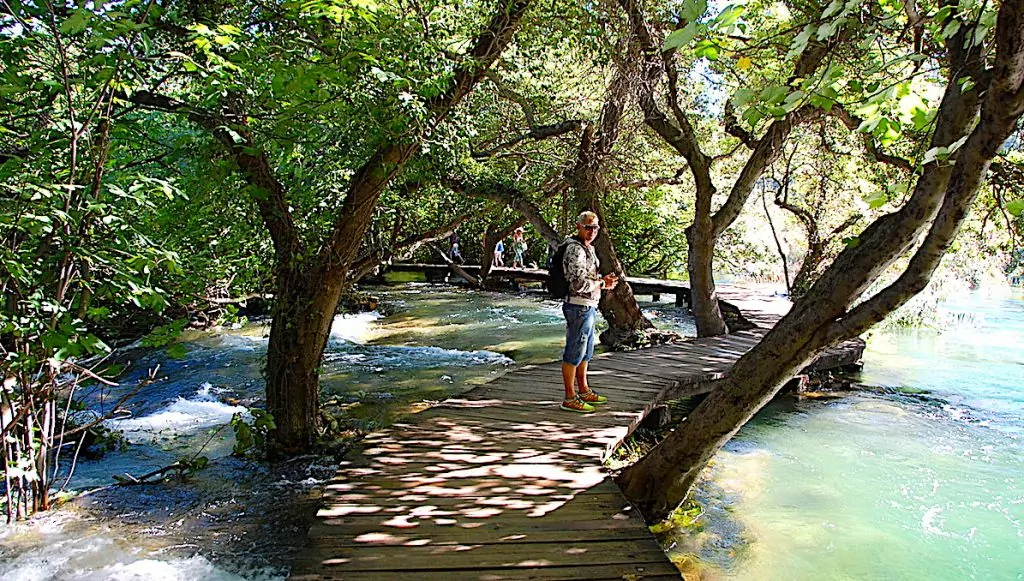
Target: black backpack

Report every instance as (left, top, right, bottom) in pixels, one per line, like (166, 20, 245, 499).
(546, 236, 581, 299)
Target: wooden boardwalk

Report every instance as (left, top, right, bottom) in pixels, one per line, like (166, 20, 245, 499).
(388, 263, 695, 306)
(289, 326, 864, 580)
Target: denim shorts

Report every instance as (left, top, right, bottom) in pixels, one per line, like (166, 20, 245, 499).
(562, 302, 596, 366)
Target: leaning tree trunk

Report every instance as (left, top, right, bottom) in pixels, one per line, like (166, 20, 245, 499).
(615, 0, 1024, 521)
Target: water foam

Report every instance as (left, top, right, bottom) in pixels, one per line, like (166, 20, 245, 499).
(329, 312, 382, 343)
(106, 383, 247, 442)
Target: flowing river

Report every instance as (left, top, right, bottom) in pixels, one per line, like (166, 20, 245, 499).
(0, 283, 1020, 580)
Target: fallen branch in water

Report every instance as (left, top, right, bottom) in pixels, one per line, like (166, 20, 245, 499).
(113, 461, 188, 485)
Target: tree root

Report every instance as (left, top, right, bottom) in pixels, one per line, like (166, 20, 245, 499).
(601, 328, 687, 350)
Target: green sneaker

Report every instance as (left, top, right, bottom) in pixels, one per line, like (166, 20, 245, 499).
(560, 397, 595, 413)
(578, 390, 607, 405)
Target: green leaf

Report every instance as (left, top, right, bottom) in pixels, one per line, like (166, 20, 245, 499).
(789, 25, 815, 58)
(875, 118, 902, 147)
(742, 106, 764, 127)
(694, 40, 719, 61)
(60, 10, 91, 35)
(681, 0, 708, 22)
(864, 191, 888, 209)
(713, 5, 744, 28)
(759, 85, 788, 106)
(663, 23, 699, 51)
(166, 344, 189, 360)
(80, 334, 110, 354)
(783, 90, 806, 106)
(732, 88, 756, 107)
(822, 0, 844, 18)
(1006, 200, 1024, 217)
(942, 19, 961, 40)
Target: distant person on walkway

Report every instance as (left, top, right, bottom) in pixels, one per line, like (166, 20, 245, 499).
(511, 227, 527, 268)
(450, 242, 464, 264)
(449, 232, 464, 264)
(559, 211, 617, 413)
(492, 238, 505, 267)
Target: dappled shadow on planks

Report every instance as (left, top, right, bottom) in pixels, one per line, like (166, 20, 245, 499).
(289, 411, 679, 580)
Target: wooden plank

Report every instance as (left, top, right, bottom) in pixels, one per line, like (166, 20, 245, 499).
(304, 516, 653, 541)
(429, 404, 640, 428)
(291, 538, 672, 571)
(472, 375, 667, 397)
(291, 562, 681, 581)
(486, 375, 668, 397)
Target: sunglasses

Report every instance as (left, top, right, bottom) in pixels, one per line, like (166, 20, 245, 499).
(581, 224, 600, 231)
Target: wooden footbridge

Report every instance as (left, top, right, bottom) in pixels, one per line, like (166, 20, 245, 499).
(388, 263, 694, 307)
(289, 309, 865, 580)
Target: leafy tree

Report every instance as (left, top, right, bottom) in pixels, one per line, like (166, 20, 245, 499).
(0, 1, 183, 519)
(120, 0, 534, 451)
(615, 0, 1024, 522)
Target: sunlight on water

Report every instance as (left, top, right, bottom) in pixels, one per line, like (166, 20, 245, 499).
(328, 311, 382, 343)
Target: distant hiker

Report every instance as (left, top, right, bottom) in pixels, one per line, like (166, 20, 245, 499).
(511, 227, 527, 268)
(492, 238, 505, 267)
(449, 232, 464, 264)
(450, 242, 464, 264)
(558, 211, 617, 413)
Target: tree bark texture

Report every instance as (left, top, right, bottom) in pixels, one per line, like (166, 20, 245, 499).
(616, 1, 1024, 523)
(264, 267, 341, 450)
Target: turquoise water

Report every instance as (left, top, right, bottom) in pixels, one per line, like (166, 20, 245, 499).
(700, 290, 1024, 580)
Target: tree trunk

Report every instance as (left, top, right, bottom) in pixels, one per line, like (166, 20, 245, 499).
(569, 64, 654, 345)
(264, 266, 344, 451)
(591, 203, 655, 344)
(685, 219, 727, 337)
(789, 241, 824, 301)
(619, 0, 834, 337)
(615, 313, 825, 520)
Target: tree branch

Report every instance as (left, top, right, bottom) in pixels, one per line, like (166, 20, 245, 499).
(829, 105, 915, 172)
(128, 90, 302, 264)
(442, 175, 563, 250)
(319, 0, 533, 276)
(472, 120, 582, 158)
